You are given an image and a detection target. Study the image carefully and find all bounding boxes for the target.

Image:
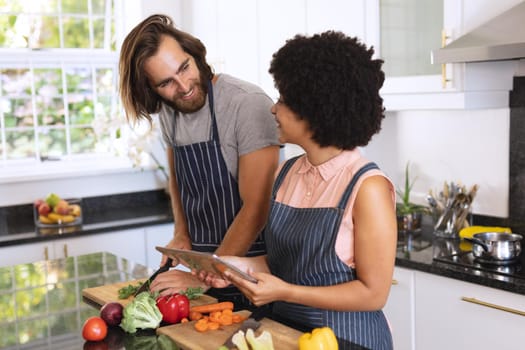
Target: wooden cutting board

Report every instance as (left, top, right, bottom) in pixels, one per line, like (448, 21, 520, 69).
(81, 279, 216, 308)
(157, 310, 302, 350)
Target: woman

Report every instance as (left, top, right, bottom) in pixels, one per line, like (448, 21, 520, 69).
(199, 31, 397, 349)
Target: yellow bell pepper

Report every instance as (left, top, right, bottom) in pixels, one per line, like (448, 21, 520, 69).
(459, 225, 511, 239)
(298, 327, 339, 350)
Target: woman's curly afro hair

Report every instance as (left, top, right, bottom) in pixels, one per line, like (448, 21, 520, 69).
(269, 31, 385, 149)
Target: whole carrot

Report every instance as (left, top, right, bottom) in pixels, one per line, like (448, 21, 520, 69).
(190, 301, 234, 314)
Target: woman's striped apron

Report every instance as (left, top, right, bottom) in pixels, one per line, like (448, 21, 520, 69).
(266, 156, 393, 350)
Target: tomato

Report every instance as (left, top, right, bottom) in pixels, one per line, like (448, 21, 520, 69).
(156, 293, 190, 324)
(82, 316, 108, 342)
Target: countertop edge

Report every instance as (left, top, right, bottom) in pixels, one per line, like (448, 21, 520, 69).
(0, 215, 173, 247)
(395, 257, 525, 295)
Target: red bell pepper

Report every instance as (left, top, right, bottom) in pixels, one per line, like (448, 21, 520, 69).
(156, 293, 190, 324)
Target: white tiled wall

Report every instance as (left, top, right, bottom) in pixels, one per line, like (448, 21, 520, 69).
(364, 108, 509, 217)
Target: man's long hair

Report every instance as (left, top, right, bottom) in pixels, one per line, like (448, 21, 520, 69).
(119, 14, 213, 124)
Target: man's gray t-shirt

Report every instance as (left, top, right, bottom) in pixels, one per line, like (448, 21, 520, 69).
(158, 74, 279, 179)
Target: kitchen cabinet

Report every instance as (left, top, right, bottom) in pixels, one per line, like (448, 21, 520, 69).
(375, 0, 465, 109)
(384, 267, 525, 350)
(178, 0, 522, 110)
(63, 228, 146, 266)
(144, 223, 173, 269)
(383, 267, 415, 350)
(186, 0, 369, 101)
(1, 241, 53, 267)
(0, 228, 146, 267)
(254, 0, 368, 99)
(375, 0, 523, 110)
(414, 271, 525, 350)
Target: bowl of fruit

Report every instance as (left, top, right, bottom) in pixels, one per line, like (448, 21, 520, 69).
(34, 193, 83, 227)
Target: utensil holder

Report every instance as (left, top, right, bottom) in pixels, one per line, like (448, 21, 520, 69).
(433, 203, 472, 239)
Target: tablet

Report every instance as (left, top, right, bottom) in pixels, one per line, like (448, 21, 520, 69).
(155, 246, 258, 283)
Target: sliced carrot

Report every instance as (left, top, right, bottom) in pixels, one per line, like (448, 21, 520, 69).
(209, 311, 222, 323)
(221, 308, 233, 316)
(190, 301, 234, 314)
(196, 318, 208, 325)
(189, 311, 203, 321)
(232, 314, 245, 323)
(194, 319, 209, 332)
(207, 321, 220, 330)
(218, 314, 233, 326)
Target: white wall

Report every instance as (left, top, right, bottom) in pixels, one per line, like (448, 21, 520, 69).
(363, 109, 509, 218)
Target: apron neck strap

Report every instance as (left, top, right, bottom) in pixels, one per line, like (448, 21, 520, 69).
(336, 162, 379, 209)
(207, 79, 220, 142)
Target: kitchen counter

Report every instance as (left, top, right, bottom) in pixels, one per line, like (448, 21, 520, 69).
(0, 251, 163, 349)
(2, 190, 525, 297)
(395, 228, 525, 295)
(0, 252, 367, 350)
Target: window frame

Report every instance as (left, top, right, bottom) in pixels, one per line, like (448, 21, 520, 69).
(0, 0, 144, 183)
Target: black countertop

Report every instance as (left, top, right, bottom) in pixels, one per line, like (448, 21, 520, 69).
(0, 190, 173, 247)
(2, 190, 525, 297)
(395, 228, 525, 295)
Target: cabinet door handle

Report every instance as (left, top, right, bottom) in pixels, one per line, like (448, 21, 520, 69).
(441, 29, 451, 88)
(63, 244, 68, 258)
(461, 296, 525, 317)
(44, 246, 49, 261)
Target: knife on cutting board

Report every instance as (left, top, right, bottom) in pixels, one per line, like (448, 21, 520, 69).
(133, 258, 173, 296)
(221, 306, 268, 348)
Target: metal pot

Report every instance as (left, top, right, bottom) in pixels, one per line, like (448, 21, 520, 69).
(464, 232, 523, 260)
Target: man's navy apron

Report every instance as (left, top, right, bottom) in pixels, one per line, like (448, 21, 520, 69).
(172, 80, 265, 306)
(266, 156, 393, 350)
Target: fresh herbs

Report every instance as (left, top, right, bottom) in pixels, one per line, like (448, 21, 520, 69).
(118, 283, 203, 300)
(181, 286, 204, 300)
(118, 281, 144, 299)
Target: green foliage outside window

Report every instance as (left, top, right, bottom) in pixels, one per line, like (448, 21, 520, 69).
(0, 0, 117, 162)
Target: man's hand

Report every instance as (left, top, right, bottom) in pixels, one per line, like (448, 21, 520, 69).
(149, 269, 209, 297)
(160, 230, 192, 266)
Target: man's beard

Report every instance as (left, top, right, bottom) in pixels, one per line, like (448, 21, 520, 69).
(166, 79, 208, 114)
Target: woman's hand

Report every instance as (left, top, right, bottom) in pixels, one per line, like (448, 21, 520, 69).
(225, 270, 289, 307)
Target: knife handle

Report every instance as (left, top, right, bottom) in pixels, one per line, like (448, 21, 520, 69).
(161, 257, 174, 271)
(134, 258, 174, 296)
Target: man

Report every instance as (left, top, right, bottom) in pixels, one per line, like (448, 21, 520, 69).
(119, 14, 280, 305)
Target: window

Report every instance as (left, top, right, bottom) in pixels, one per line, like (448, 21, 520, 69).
(0, 0, 120, 165)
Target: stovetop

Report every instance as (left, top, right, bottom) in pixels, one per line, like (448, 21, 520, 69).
(434, 250, 525, 281)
